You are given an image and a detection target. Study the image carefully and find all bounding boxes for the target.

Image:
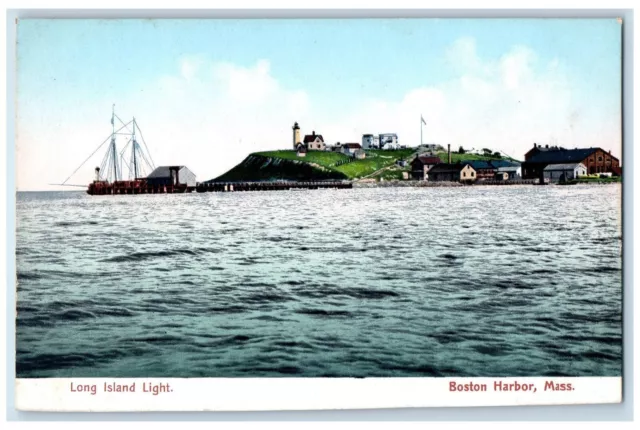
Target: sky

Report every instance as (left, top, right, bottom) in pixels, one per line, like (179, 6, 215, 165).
(15, 18, 622, 191)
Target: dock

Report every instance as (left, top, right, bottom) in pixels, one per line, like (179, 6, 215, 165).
(195, 181, 352, 193)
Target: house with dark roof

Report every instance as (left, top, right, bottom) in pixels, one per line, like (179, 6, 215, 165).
(411, 155, 441, 180)
(465, 160, 497, 181)
(522, 143, 620, 179)
(303, 131, 325, 151)
(427, 163, 476, 183)
(146, 166, 196, 187)
(341, 143, 362, 155)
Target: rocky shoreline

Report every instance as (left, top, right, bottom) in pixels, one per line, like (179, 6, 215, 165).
(353, 180, 464, 188)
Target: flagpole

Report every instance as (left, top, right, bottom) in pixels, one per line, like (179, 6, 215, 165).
(420, 115, 423, 146)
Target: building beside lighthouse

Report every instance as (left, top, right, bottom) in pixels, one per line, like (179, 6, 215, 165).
(292, 122, 325, 151)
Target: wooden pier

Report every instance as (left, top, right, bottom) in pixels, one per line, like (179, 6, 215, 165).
(195, 181, 352, 193)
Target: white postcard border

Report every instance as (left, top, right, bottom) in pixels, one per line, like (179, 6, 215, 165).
(15, 377, 621, 412)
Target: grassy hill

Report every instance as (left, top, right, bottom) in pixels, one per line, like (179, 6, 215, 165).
(210, 148, 520, 183)
(215, 149, 414, 181)
(210, 154, 348, 182)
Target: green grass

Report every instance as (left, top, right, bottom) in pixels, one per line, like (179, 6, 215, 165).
(334, 149, 414, 179)
(256, 148, 415, 180)
(373, 167, 409, 181)
(256, 150, 348, 168)
(366, 149, 415, 159)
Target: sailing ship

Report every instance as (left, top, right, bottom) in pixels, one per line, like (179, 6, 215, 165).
(58, 106, 196, 195)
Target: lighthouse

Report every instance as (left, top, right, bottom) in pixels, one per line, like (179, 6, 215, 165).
(292, 122, 301, 149)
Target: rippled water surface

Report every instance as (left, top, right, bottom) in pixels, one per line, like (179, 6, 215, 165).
(16, 185, 622, 377)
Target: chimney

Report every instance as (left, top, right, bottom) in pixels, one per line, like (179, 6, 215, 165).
(534, 143, 537, 148)
(94, 167, 100, 182)
(448, 144, 451, 164)
(312, 131, 316, 136)
(545, 144, 549, 149)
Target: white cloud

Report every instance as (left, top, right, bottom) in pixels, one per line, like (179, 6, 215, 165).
(17, 39, 621, 191)
(17, 58, 313, 190)
(331, 38, 620, 161)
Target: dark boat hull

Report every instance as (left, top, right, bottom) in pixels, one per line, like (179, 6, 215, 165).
(87, 180, 195, 195)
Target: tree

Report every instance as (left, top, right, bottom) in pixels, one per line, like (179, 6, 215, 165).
(493, 151, 502, 159)
(458, 146, 466, 154)
(482, 148, 493, 156)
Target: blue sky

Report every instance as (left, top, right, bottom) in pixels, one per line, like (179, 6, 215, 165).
(16, 18, 621, 190)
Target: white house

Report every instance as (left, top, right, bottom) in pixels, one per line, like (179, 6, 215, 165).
(362, 134, 380, 149)
(303, 131, 326, 151)
(379, 133, 399, 150)
(543, 163, 587, 182)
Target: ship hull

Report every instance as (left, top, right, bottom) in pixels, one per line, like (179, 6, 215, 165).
(87, 180, 195, 195)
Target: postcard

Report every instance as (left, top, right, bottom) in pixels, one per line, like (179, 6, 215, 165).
(14, 17, 622, 412)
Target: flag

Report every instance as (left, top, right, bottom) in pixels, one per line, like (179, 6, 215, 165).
(421, 115, 426, 125)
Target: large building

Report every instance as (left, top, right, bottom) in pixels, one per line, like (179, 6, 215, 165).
(379, 133, 399, 150)
(362, 134, 379, 149)
(521, 144, 620, 179)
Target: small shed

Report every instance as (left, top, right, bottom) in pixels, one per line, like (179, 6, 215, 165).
(297, 145, 308, 157)
(354, 149, 366, 159)
(146, 166, 196, 187)
(543, 163, 587, 182)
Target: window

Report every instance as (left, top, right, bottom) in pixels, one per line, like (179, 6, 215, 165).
(471, 172, 475, 177)
(598, 156, 603, 162)
(463, 172, 466, 177)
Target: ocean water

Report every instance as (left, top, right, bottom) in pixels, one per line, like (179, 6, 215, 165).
(16, 185, 622, 378)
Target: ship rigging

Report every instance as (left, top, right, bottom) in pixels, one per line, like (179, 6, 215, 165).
(56, 106, 197, 195)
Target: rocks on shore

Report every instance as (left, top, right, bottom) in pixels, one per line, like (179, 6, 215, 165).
(353, 180, 464, 188)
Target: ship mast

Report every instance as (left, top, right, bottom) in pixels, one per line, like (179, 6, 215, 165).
(110, 104, 119, 182)
(132, 117, 139, 179)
